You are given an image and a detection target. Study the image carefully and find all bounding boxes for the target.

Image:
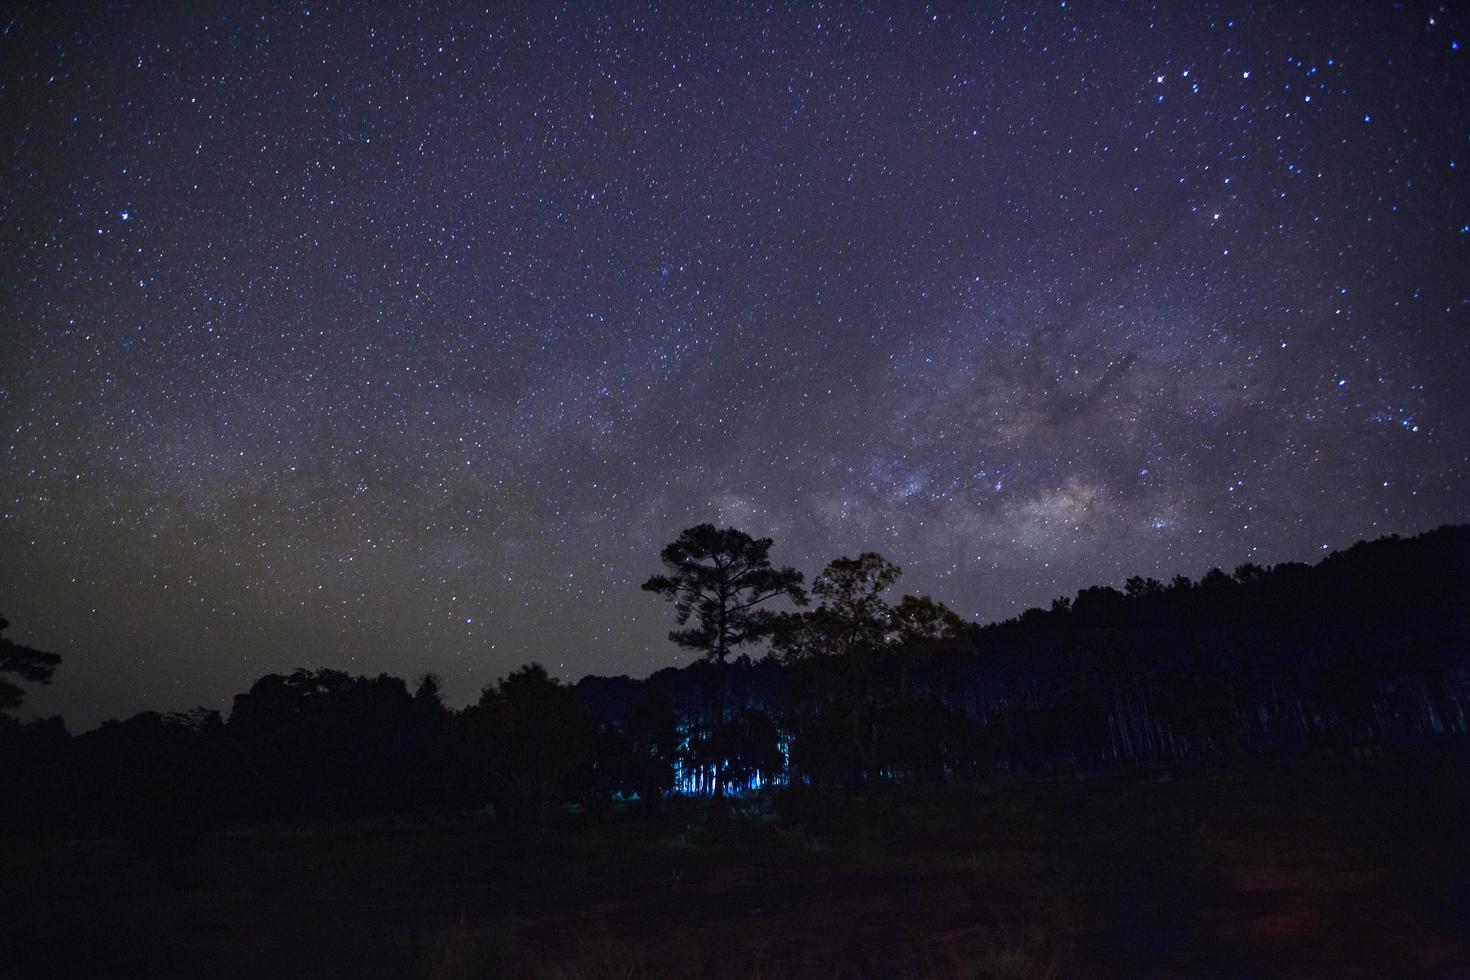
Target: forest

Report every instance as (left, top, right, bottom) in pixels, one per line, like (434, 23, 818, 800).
(3, 525, 1469, 977)
(2, 524, 1466, 838)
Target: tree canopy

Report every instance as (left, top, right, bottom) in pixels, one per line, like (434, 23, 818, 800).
(0, 616, 61, 714)
(470, 664, 595, 821)
(641, 524, 808, 662)
(771, 553, 965, 664)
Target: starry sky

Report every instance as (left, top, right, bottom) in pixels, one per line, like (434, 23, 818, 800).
(2, 2, 1467, 729)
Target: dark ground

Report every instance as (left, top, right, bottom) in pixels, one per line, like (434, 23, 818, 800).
(3, 754, 1468, 979)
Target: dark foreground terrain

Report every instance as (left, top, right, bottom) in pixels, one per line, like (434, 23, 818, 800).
(3, 755, 1467, 979)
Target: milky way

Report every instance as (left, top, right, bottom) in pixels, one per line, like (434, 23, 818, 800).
(2, 3, 1467, 727)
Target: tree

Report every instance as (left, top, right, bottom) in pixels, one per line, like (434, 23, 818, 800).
(227, 668, 354, 733)
(623, 686, 679, 807)
(889, 594, 966, 646)
(770, 554, 968, 781)
(772, 554, 966, 662)
(683, 708, 784, 798)
(413, 672, 446, 710)
(770, 553, 897, 665)
(886, 594, 967, 701)
(772, 552, 970, 663)
(225, 669, 423, 817)
(642, 524, 807, 662)
(811, 552, 902, 655)
(0, 616, 61, 714)
(472, 663, 595, 822)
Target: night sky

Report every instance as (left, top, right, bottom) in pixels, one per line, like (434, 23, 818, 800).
(2, 3, 1467, 729)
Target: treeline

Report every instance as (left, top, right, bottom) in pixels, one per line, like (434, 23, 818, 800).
(589, 523, 1470, 784)
(1, 525, 1467, 843)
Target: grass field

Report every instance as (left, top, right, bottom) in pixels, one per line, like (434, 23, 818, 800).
(3, 754, 1467, 978)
